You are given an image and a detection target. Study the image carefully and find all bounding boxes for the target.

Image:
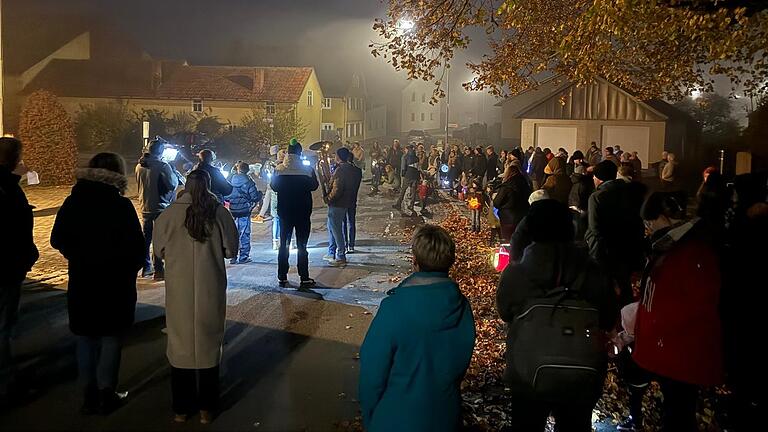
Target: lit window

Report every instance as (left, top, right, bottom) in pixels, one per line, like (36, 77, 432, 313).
(307, 90, 314, 107)
(266, 103, 276, 115)
(411, 113, 415, 122)
(322, 98, 331, 109)
(421, 113, 425, 121)
(192, 99, 203, 113)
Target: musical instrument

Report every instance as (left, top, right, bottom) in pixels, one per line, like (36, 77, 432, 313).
(309, 140, 334, 204)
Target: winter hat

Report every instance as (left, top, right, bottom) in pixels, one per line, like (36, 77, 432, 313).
(527, 199, 574, 243)
(528, 189, 549, 205)
(544, 157, 565, 175)
(269, 145, 280, 156)
(287, 138, 302, 155)
(337, 147, 351, 162)
(593, 160, 618, 182)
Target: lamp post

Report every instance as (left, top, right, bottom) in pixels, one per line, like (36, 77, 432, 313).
(445, 64, 450, 149)
(0, 0, 5, 136)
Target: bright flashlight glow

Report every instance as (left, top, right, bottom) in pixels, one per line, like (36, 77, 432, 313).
(267, 172, 272, 179)
(397, 19, 415, 31)
(442, 180, 450, 185)
(220, 168, 229, 179)
(161, 148, 178, 161)
(440, 164, 449, 173)
(691, 89, 702, 99)
(302, 159, 311, 166)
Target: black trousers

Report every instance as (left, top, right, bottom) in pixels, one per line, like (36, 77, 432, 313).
(171, 366, 219, 415)
(277, 216, 311, 280)
(509, 397, 595, 432)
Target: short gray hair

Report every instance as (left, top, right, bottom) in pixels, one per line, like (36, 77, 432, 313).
(411, 225, 455, 272)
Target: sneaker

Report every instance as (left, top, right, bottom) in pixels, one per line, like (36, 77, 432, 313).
(153, 270, 165, 281)
(141, 268, 154, 278)
(347, 247, 355, 254)
(173, 414, 189, 423)
(300, 279, 316, 289)
(278, 279, 289, 288)
(99, 389, 127, 415)
(199, 410, 213, 424)
(328, 258, 347, 267)
(237, 258, 252, 264)
(322, 254, 335, 261)
(617, 416, 640, 431)
(229, 259, 238, 265)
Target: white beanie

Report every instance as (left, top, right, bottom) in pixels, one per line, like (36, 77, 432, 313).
(528, 189, 549, 205)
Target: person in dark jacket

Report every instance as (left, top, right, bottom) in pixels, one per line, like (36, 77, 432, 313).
(461, 147, 474, 185)
(224, 162, 262, 264)
(194, 149, 232, 203)
(497, 199, 617, 431)
(270, 140, 319, 288)
(51, 153, 145, 414)
(135, 139, 182, 279)
(342, 153, 363, 254)
(360, 225, 475, 432)
(586, 142, 601, 166)
(529, 148, 547, 189)
(0, 137, 39, 403)
(568, 152, 594, 242)
(393, 146, 420, 214)
(493, 165, 531, 242)
(485, 146, 499, 185)
(522, 146, 533, 173)
(387, 139, 403, 177)
(541, 157, 571, 204)
(472, 147, 487, 180)
(585, 161, 645, 306)
(325, 147, 360, 266)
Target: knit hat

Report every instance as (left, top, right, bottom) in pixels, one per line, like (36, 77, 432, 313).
(528, 189, 549, 205)
(593, 160, 618, 182)
(337, 147, 351, 162)
(287, 138, 302, 155)
(527, 199, 574, 243)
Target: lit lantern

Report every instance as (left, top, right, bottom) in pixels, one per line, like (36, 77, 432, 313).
(492, 244, 511, 272)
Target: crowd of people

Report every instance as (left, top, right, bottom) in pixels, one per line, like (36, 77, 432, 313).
(2, 133, 767, 431)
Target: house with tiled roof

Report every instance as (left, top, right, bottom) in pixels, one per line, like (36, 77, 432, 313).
(21, 57, 326, 144)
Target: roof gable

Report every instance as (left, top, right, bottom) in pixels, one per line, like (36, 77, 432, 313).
(515, 78, 667, 121)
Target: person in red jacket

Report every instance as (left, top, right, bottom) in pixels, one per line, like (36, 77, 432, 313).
(617, 192, 723, 432)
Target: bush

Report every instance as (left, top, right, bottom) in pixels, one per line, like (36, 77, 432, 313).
(19, 90, 78, 185)
(74, 102, 133, 152)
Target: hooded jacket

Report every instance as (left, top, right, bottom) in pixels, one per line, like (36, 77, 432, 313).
(135, 154, 180, 215)
(359, 272, 476, 432)
(225, 173, 261, 218)
(493, 174, 531, 226)
(270, 154, 319, 220)
(51, 168, 144, 336)
(194, 161, 233, 203)
(0, 166, 38, 284)
(541, 157, 571, 204)
(327, 162, 362, 208)
(402, 150, 421, 182)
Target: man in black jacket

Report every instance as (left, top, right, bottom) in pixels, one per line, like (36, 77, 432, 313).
(496, 199, 617, 430)
(271, 141, 319, 288)
(485, 146, 499, 186)
(0, 137, 39, 402)
(393, 146, 420, 215)
(135, 139, 181, 279)
(194, 149, 233, 203)
(324, 148, 361, 266)
(585, 161, 646, 305)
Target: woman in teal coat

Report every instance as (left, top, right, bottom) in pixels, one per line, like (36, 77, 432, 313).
(359, 225, 476, 432)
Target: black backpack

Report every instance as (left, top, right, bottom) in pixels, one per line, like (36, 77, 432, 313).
(503, 254, 607, 403)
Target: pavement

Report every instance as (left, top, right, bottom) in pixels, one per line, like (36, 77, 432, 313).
(2, 179, 439, 431)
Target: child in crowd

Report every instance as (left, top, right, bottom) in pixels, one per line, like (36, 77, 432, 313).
(467, 181, 484, 233)
(225, 162, 262, 264)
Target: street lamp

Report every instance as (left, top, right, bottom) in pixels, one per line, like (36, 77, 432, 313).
(397, 19, 415, 31)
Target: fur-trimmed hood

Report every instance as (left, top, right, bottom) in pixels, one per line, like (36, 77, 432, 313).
(275, 154, 313, 177)
(76, 168, 128, 195)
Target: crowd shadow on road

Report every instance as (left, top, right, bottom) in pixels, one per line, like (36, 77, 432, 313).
(32, 206, 61, 218)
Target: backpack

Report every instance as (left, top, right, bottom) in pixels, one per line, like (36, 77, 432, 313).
(504, 253, 607, 403)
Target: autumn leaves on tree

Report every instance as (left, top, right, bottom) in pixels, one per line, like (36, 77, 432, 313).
(372, 0, 768, 100)
(19, 90, 78, 186)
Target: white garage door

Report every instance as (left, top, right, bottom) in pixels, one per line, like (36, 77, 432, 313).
(535, 126, 578, 157)
(602, 126, 650, 168)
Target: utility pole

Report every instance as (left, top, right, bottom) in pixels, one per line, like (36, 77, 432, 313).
(0, 0, 5, 136)
(444, 64, 450, 149)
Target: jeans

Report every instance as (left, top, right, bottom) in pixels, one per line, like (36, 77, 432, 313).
(510, 397, 595, 432)
(471, 209, 481, 232)
(395, 179, 418, 210)
(0, 281, 21, 396)
(327, 206, 347, 260)
(271, 215, 281, 242)
(278, 216, 311, 280)
(171, 366, 219, 415)
(142, 213, 163, 274)
(343, 206, 357, 249)
(76, 336, 122, 391)
(234, 216, 252, 261)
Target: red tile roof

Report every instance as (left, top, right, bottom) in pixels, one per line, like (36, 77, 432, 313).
(24, 60, 314, 104)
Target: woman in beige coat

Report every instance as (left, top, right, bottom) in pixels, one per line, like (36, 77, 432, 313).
(153, 169, 239, 424)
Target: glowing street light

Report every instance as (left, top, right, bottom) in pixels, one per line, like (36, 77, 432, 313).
(690, 88, 702, 100)
(397, 19, 415, 32)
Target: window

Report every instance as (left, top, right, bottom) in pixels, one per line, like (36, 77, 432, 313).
(346, 123, 352, 138)
(411, 92, 416, 102)
(322, 123, 335, 131)
(411, 113, 415, 122)
(353, 74, 360, 88)
(266, 102, 276, 115)
(322, 98, 332, 109)
(307, 90, 314, 107)
(421, 113, 425, 121)
(430, 113, 434, 121)
(422, 93, 426, 103)
(359, 98, 364, 110)
(192, 99, 203, 113)
(347, 98, 352, 111)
